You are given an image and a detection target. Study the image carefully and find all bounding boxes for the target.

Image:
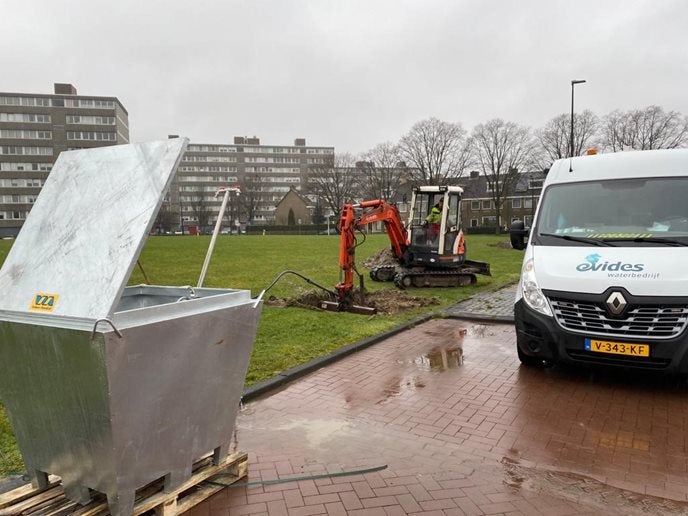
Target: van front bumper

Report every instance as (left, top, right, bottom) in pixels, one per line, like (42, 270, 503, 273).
(515, 299, 688, 373)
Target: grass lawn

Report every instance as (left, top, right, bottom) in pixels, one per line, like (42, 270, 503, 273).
(0, 233, 523, 475)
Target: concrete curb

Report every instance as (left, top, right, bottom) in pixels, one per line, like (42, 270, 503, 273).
(242, 314, 433, 402)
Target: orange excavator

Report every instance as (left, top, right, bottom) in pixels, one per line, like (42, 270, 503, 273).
(323, 186, 491, 313)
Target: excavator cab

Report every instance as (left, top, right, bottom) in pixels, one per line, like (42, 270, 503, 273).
(406, 186, 466, 268)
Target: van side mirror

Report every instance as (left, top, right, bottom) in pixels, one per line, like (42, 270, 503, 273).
(510, 220, 529, 250)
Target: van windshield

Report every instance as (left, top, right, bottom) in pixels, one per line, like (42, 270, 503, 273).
(533, 177, 688, 246)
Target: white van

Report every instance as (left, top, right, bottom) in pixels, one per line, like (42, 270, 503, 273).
(514, 149, 688, 372)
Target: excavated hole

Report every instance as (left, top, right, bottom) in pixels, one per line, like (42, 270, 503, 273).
(266, 288, 440, 315)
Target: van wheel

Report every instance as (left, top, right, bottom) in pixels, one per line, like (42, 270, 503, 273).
(517, 346, 545, 367)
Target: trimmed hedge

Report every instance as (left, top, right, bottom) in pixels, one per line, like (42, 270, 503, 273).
(244, 224, 506, 235)
(245, 224, 332, 235)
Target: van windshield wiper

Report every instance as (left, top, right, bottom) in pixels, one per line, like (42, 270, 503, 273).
(538, 233, 614, 246)
(600, 236, 688, 247)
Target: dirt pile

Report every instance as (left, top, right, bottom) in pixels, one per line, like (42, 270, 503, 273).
(362, 248, 398, 268)
(265, 288, 439, 315)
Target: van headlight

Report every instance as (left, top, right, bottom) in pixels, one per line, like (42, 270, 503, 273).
(521, 259, 552, 317)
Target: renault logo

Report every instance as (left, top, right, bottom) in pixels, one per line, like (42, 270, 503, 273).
(606, 291, 627, 316)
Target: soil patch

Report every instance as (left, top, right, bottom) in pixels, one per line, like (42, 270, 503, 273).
(265, 288, 439, 315)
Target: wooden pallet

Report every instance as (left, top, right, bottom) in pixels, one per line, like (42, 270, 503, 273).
(0, 451, 248, 516)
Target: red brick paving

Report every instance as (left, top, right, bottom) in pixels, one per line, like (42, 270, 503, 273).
(189, 319, 688, 515)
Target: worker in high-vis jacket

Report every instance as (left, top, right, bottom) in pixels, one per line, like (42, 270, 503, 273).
(424, 198, 443, 243)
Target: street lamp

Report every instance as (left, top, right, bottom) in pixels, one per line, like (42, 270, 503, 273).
(570, 79, 586, 157)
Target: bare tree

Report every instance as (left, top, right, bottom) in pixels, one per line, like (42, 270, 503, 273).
(153, 195, 176, 234)
(307, 152, 362, 215)
(537, 110, 599, 163)
(398, 117, 471, 185)
(189, 193, 211, 233)
(600, 110, 627, 152)
(471, 119, 536, 233)
(238, 172, 264, 224)
(222, 189, 241, 232)
(358, 142, 407, 200)
(600, 106, 688, 151)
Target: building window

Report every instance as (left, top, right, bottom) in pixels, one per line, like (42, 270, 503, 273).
(482, 216, 497, 226)
(66, 115, 115, 125)
(0, 113, 51, 123)
(0, 97, 49, 107)
(0, 130, 52, 139)
(529, 179, 544, 190)
(511, 198, 522, 208)
(67, 131, 116, 141)
(470, 200, 480, 210)
(0, 146, 53, 156)
(76, 99, 115, 109)
(470, 219, 478, 227)
(486, 181, 502, 193)
(0, 162, 52, 172)
(523, 198, 533, 209)
(481, 200, 492, 210)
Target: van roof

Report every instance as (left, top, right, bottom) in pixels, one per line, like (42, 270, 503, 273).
(546, 149, 688, 185)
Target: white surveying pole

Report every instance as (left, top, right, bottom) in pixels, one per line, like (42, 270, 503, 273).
(197, 186, 240, 288)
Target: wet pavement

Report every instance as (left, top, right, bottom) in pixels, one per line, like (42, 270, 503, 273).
(190, 315, 688, 516)
(444, 285, 517, 322)
(4, 286, 688, 514)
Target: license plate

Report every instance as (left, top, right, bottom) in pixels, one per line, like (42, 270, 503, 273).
(584, 338, 649, 357)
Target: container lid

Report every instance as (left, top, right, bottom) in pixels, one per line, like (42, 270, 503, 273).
(0, 138, 188, 321)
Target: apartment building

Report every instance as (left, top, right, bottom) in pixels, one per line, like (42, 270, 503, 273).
(169, 136, 334, 231)
(0, 83, 129, 236)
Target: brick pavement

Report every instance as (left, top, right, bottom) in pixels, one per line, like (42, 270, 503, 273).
(444, 285, 517, 321)
(190, 317, 688, 516)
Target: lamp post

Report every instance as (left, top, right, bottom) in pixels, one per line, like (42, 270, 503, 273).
(570, 79, 586, 157)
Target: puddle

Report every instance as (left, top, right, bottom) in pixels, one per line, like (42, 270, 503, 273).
(419, 346, 464, 371)
(470, 324, 496, 338)
(413, 326, 467, 371)
(501, 457, 688, 515)
(275, 418, 353, 448)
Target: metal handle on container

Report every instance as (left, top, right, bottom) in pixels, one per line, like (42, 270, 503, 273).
(91, 318, 123, 339)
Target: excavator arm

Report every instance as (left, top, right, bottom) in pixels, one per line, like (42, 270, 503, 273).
(335, 200, 408, 304)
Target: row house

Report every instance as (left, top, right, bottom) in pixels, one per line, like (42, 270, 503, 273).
(459, 170, 545, 230)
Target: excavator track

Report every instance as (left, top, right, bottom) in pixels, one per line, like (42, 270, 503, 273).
(369, 265, 398, 282)
(393, 269, 477, 289)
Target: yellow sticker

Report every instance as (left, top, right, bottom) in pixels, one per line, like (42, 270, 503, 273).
(30, 293, 59, 312)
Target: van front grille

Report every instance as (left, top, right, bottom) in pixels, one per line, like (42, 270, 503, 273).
(549, 298, 688, 340)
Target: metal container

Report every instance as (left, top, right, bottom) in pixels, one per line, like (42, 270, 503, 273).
(0, 140, 262, 516)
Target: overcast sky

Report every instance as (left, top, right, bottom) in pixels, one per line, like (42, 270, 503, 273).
(3, 0, 687, 153)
